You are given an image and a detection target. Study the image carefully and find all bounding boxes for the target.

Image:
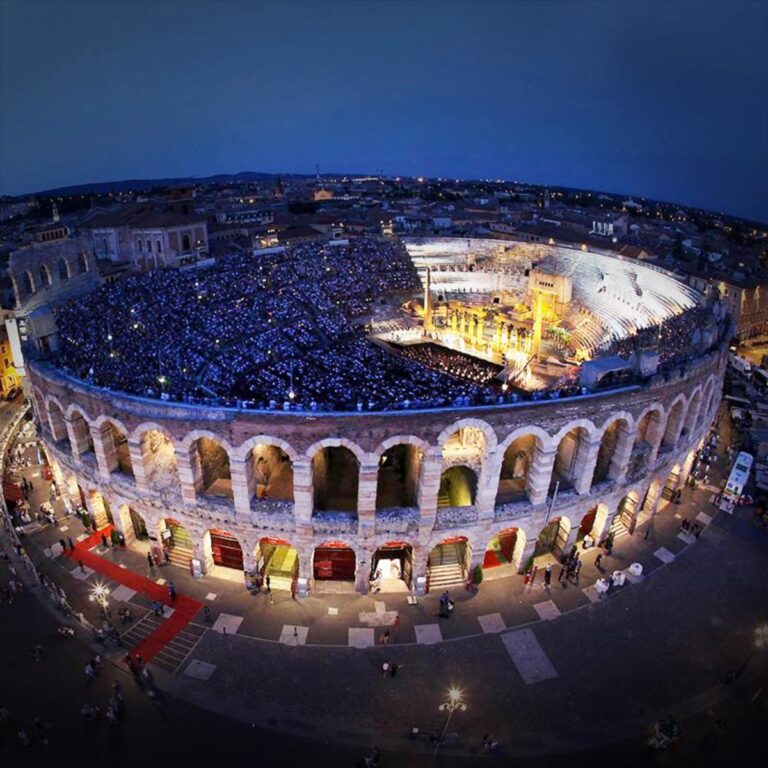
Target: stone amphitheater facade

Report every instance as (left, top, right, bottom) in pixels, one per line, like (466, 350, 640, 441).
(28, 345, 726, 592)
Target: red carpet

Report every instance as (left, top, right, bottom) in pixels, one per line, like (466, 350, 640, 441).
(483, 549, 502, 568)
(65, 526, 203, 662)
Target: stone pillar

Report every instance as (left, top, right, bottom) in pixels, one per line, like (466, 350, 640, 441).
(113, 504, 136, 545)
(357, 463, 378, 538)
(230, 457, 251, 518)
(412, 543, 430, 587)
(527, 445, 556, 507)
(663, 405, 686, 448)
(176, 446, 201, 504)
(355, 543, 372, 593)
(66, 417, 92, 463)
(476, 454, 500, 520)
(127, 439, 150, 493)
(646, 416, 665, 465)
(573, 437, 602, 495)
(608, 426, 636, 484)
(417, 449, 442, 533)
(589, 505, 610, 542)
(86, 491, 108, 528)
(679, 448, 697, 487)
(292, 460, 313, 525)
(65, 473, 81, 507)
(517, 536, 537, 573)
(192, 533, 212, 575)
(91, 423, 117, 481)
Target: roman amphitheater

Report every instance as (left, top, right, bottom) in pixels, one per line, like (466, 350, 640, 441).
(22, 236, 729, 595)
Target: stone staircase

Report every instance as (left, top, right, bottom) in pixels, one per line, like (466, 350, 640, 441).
(609, 516, 630, 541)
(428, 543, 465, 589)
(168, 544, 194, 570)
(121, 614, 206, 673)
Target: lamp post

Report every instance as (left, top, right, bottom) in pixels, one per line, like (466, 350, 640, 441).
(435, 686, 466, 755)
(731, 622, 768, 680)
(89, 583, 110, 616)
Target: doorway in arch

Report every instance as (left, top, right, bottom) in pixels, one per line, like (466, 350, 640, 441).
(370, 542, 413, 593)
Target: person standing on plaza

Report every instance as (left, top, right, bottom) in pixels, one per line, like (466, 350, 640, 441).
(266, 574, 271, 594)
(595, 552, 603, 571)
(147, 551, 154, 569)
(67, 536, 74, 551)
(544, 563, 552, 588)
(168, 582, 176, 602)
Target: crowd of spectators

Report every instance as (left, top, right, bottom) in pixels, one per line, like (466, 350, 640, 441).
(396, 343, 501, 385)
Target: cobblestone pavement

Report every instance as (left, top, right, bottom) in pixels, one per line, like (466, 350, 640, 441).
(2, 404, 767, 763)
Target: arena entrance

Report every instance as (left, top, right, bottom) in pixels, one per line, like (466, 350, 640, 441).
(428, 536, 468, 591)
(158, 518, 194, 569)
(313, 542, 356, 590)
(661, 464, 682, 504)
(611, 493, 638, 538)
(437, 466, 477, 507)
(483, 528, 524, 577)
(208, 529, 244, 571)
(534, 516, 571, 560)
(255, 537, 298, 591)
(577, 504, 608, 545)
(128, 507, 148, 540)
(370, 542, 413, 593)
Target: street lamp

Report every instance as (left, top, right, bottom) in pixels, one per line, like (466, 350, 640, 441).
(435, 686, 467, 754)
(731, 622, 768, 680)
(89, 582, 110, 615)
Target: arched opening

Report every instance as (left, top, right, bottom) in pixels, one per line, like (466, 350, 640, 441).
(158, 518, 193, 568)
(47, 401, 69, 449)
(140, 429, 180, 494)
(39, 264, 52, 288)
(22, 270, 35, 297)
(206, 529, 244, 571)
(661, 463, 683, 504)
(182, 234, 191, 252)
(483, 527, 525, 574)
(428, 536, 469, 589)
(376, 444, 422, 509)
(313, 541, 356, 584)
(312, 446, 359, 513)
(247, 443, 294, 502)
(662, 400, 686, 447)
(128, 507, 148, 540)
(87, 489, 113, 529)
(496, 434, 537, 505)
(592, 419, 629, 485)
(438, 465, 477, 507)
(192, 437, 232, 498)
(370, 542, 413, 592)
(442, 425, 488, 463)
(534, 516, 571, 559)
(58, 257, 70, 281)
(70, 411, 94, 459)
(642, 478, 663, 515)
(254, 537, 299, 591)
(704, 383, 720, 421)
(684, 391, 703, 436)
(577, 503, 609, 544)
(612, 492, 639, 539)
(108, 422, 133, 478)
(553, 427, 590, 491)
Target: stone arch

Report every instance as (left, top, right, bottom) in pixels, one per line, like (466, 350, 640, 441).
(78, 253, 89, 273)
(133, 424, 180, 493)
(39, 263, 52, 288)
(703, 375, 720, 421)
(245, 441, 294, 503)
(46, 398, 69, 446)
(105, 420, 133, 478)
(438, 464, 478, 507)
(495, 428, 548, 505)
(375, 441, 424, 510)
(305, 436, 367, 465)
(311, 444, 359, 514)
(204, 528, 244, 571)
(67, 405, 94, 458)
(369, 540, 415, 591)
(182, 233, 191, 252)
(577, 502, 610, 543)
(312, 540, 356, 583)
(483, 527, 527, 573)
(683, 387, 704, 436)
(187, 434, 233, 499)
(437, 417, 498, 455)
(157, 517, 194, 568)
(592, 416, 632, 485)
(662, 395, 687, 447)
(615, 490, 641, 533)
(534, 515, 572, 559)
(58, 257, 71, 281)
(22, 270, 35, 297)
(254, 536, 300, 589)
(236, 434, 299, 463)
(428, 535, 470, 588)
(552, 421, 596, 491)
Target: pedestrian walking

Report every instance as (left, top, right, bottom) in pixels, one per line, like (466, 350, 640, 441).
(595, 553, 603, 571)
(101, 534, 108, 548)
(394, 614, 400, 634)
(163, 546, 170, 565)
(389, 661, 398, 677)
(380, 629, 390, 645)
(558, 565, 566, 583)
(266, 575, 271, 594)
(79, 560, 85, 572)
(381, 661, 390, 677)
(290, 578, 297, 600)
(67, 537, 74, 550)
(147, 551, 154, 569)
(168, 582, 176, 602)
(544, 563, 552, 587)
(58, 538, 66, 552)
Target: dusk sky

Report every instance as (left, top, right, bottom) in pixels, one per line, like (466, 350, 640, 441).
(1, 0, 767, 222)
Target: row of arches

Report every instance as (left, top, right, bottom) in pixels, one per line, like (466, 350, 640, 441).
(17, 254, 89, 300)
(35, 375, 719, 525)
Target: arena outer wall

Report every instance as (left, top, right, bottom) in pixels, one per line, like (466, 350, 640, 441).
(27, 344, 726, 593)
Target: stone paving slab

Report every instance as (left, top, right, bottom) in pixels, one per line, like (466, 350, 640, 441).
(654, 547, 675, 564)
(697, 511, 713, 526)
(327, 607, 339, 616)
(279, 625, 309, 645)
(183, 659, 217, 681)
(677, 531, 696, 545)
(533, 600, 561, 621)
(205, 593, 217, 601)
(500, 628, 558, 685)
(358, 610, 398, 627)
(414, 624, 442, 645)
(623, 568, 645, 584)
(582, 585, 601, 603)
(76, 533, 89, 542)
(348, 627, 375, 648)
(58, 525, 69, 532)
(478, 613, 505, 633)
(374, 601, 386, 614)
(111, 584, 137, 602)
(212, 613, 243, 635)
(70, 565, 95, 580)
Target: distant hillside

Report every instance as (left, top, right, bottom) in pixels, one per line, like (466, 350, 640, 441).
(35, 170, 334, 196)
